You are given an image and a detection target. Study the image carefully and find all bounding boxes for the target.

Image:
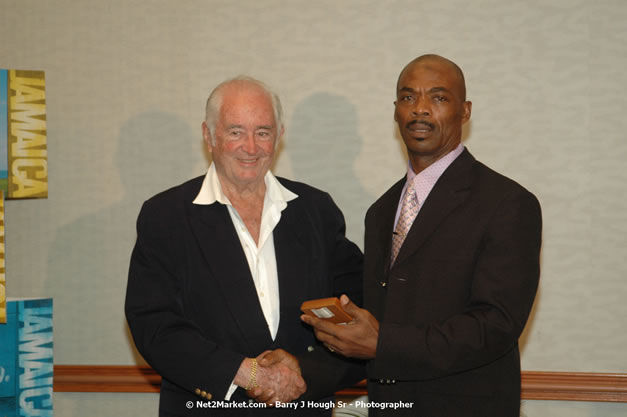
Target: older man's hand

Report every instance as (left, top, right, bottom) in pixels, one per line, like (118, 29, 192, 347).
(245, 349, 306, 406)
(301, 294, 379, 359)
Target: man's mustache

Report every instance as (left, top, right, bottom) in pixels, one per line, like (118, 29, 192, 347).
(406, 120, 435, 130)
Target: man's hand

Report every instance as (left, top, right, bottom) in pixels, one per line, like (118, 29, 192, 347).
(256, 348, 301, 373)
(243, 349, 306, 405)
(301, 294, 379, 359)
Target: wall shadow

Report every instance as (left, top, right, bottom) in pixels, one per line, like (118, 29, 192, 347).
(46, 111, 198, 365)
(287, 93, 374, 247)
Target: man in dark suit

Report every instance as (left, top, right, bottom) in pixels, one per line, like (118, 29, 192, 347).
(301, 54, 542, 416)
(125, 76, 363, 416)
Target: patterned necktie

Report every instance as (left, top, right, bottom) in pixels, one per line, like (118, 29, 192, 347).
(390, 184, 419, 265)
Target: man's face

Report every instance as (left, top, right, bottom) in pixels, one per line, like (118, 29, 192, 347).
(203, 84, 280, 189)
(394, 59, 471, 167)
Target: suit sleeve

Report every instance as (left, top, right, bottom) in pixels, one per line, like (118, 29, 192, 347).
(125, 199, 244, 400)
(372, 187, 542, 381)
(298, 192, 367, 399)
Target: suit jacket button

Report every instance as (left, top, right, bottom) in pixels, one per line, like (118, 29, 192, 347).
(379, 379, 384, 384)
(307, 345, 314, 352)
(380, 281, 387, 287)
(195, 388, 201, 395)
(206, 392, 212, 400)
(201, 391, 207, 398)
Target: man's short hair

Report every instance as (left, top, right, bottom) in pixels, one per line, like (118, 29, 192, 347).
(397, 54, 467, 101)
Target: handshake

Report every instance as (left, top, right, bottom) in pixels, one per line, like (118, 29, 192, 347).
(232, 296, 378, 406)
(235, 349, 306, 405)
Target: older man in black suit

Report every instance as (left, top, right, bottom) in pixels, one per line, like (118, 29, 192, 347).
(125, 76, 363, 416)
(302, 55, 542, 416)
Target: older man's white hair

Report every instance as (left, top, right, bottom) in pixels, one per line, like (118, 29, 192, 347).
(204, 76, 284, 146)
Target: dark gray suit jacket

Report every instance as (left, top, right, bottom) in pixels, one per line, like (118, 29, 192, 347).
(125, 175, 364, 416)
(363, 149, 542, 417)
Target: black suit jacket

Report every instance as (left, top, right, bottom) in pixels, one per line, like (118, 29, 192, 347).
(125, 175, 364, 416)
(363, 149, 542, 417)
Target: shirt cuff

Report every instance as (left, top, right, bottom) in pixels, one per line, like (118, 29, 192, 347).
(225, 381, 238, 400)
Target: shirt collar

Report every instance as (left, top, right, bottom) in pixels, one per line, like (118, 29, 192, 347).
(406, 143, 465, 185)
(192, 163, 298, 207)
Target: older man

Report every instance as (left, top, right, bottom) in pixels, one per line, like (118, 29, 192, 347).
(125, 76, 363, 416)
(301, 55, 542, 416)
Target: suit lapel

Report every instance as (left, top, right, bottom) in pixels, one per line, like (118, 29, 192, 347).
(376, 179, 405, 274)
(272, 200, 310, 340)
(393, 150, 475, 267)
(187, 201, 273, 351)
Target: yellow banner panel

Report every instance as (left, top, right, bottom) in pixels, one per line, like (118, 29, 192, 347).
(7, 70, 47, 199)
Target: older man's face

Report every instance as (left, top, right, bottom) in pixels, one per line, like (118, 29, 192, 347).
(205, 84, 280, 190)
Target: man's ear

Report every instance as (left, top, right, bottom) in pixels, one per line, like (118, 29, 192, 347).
(461, 101, 472, 124)
(278, 125, 285, 140)
(273, 125, 284, 150)
(202, 121, 213, 151)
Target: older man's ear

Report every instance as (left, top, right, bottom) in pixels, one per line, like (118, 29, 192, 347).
(201, 121, 213, 152)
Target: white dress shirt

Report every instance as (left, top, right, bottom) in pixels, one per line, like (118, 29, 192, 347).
(192, 163, 298, 398)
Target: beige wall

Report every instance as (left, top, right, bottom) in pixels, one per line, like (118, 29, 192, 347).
(2, 0, 626, 415)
